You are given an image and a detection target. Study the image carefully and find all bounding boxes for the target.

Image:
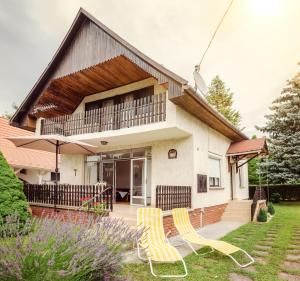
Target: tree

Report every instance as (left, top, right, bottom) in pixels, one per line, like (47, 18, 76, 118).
(248, 135, 267, 185)
(0, 152, 30, 225)
(205, 75, 242, 127)
(248, 136, 260, 185)
(258, 72, 300, 184)
(1, 102, 18, 120)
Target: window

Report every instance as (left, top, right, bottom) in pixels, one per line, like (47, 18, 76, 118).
(208, 157, 221, 187)
(51, 172, 60, 182)
(84, 86, 154, 112)
(197, 174, 207, 193)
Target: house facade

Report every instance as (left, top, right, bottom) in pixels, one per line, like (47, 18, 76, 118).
(11, 9, 266, 228)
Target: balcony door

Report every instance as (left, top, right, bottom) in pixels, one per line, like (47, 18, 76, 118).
(130, 158, 147, 206)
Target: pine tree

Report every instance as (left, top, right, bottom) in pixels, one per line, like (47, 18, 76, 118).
(258, 72, 300, 184)
(248, 135, 267, 185)
(206, 75, 242, 127)
(0, 152, 30, 224)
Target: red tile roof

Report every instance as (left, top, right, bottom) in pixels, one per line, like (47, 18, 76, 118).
(0, 117, 55, 171)
(226, 137, 268, 156)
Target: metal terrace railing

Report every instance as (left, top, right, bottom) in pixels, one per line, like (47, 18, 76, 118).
(40, 92, 166, 136)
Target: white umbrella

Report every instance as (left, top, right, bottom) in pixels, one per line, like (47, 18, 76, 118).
(7, 134, 96, 154)
(7, 134, 97, 209)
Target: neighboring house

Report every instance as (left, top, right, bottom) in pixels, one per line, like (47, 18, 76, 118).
(0, 117, 56, 183)
(10, 8, 267, 228)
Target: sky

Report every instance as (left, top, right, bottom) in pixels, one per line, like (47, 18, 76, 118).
(0, 0, 300, 137)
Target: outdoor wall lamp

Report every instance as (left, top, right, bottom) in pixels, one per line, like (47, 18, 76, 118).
(74, 169, 77, 176)
(100, 141, 108, 145)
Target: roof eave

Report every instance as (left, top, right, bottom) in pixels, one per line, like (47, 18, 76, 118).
(184, 86, 248, 141)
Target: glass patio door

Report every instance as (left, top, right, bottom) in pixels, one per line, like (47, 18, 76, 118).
(130, 158, 147, 206)
(101, 161, 115, 202)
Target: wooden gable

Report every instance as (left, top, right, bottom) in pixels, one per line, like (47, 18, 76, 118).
(11, 9, 185, 129)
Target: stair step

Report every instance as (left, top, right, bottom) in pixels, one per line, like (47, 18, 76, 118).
(221, 200, 252, 223)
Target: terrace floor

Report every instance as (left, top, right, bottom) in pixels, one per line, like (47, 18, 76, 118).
(122, 203, 300, 281)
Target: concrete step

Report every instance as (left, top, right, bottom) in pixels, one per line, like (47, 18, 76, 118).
(221, 200, 252, 223)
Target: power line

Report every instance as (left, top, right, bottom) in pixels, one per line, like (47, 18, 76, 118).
(196, 0, 235, 69)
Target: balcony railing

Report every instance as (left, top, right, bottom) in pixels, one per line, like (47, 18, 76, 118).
(41, 92, 166, 136)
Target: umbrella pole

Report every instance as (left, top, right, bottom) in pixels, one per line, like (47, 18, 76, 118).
(54, 141, 59, 211)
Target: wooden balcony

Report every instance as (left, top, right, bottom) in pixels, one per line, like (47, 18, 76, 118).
(40, 93, 166, 136)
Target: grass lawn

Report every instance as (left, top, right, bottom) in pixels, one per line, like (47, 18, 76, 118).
(122, 203, 300, 281)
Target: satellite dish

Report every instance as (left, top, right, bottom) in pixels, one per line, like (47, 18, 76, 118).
(193, 69, 208, 96)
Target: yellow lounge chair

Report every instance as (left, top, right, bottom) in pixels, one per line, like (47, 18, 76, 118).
(172, 208, 254, 268)
(137, 208, 188, 278)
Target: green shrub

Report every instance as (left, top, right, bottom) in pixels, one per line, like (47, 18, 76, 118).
(268, 202, 275, 215)
(257, 208, 268, 222)
(0, 152, 30, 227)
(270, 192, 281, 203)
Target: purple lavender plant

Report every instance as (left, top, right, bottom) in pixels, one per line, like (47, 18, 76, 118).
(0, 213, 140, 281)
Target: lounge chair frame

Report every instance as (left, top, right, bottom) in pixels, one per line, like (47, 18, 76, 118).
(136, 208, 188, 278)
(148, 256, 188, 278)
(172, 208, 255, 268)
(179, 234, 254, 267)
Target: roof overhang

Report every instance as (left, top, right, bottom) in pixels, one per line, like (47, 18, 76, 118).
(226, 137, 268, 157)
(226, 137, 268, 172)
(31, 55, 151, 118)
(170, 86, 248, 142)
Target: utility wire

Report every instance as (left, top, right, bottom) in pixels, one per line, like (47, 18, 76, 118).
(196, 0, 235, 69)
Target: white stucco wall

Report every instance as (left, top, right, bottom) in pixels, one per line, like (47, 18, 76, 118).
(150, 137, 194, 205)
(42, 78, 249, 207)
(232, 162, 249, 200)
(17, 169, 51, 184)
(59, 154, 85, 185)
(174, 107, 234, 209)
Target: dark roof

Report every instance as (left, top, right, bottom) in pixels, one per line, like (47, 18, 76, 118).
(11, 8, 187, 126)
(11, 8, 248, 142)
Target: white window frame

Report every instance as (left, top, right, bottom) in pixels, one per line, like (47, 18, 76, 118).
(208, 153, 223, 189)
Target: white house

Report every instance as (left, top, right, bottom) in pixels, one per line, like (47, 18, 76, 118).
(10, 8, 267, 230)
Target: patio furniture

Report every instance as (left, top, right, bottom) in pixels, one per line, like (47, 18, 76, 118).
(172, 208, 255, 268)
(136, 208, 188, 278)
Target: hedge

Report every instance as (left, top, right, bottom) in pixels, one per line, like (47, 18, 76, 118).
(249, 184, 300, 201)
